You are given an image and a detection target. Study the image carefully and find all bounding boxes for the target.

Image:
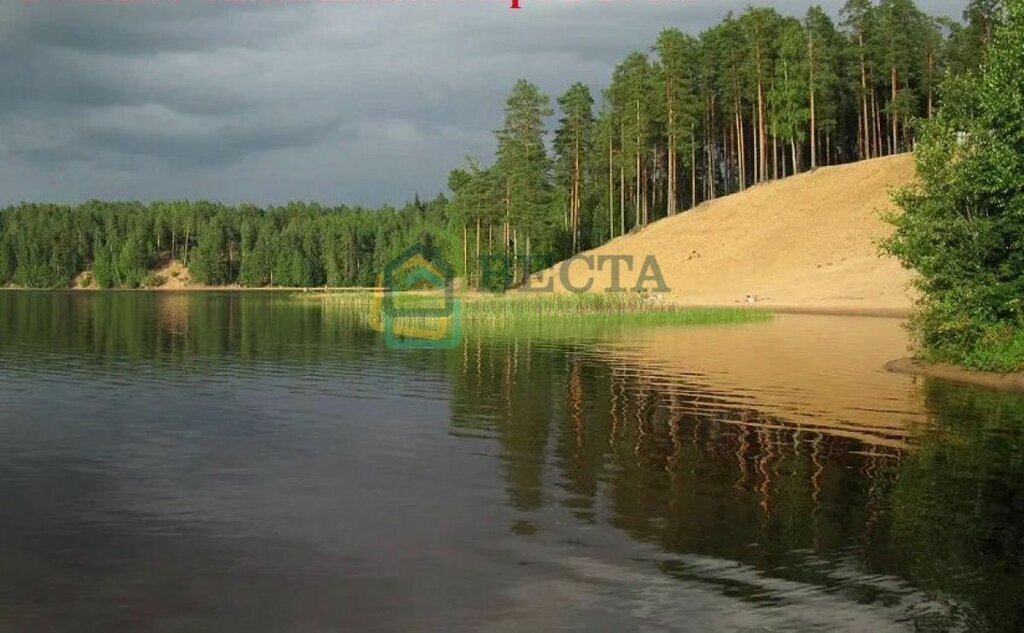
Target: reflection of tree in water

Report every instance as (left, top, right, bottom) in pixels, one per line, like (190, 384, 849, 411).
(450, 335, 1024, 632)
(451, 337, 900, 551)
(450, 337, 554, 514)
(886, 382, 1024, 631)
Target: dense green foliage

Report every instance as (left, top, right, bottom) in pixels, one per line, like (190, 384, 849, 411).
(884, 0, 1022, 371)
(889, 381, 1024, 630)
(0, 0, 999, 290)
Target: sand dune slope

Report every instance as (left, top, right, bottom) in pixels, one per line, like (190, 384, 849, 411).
(536, 154, 918, 314)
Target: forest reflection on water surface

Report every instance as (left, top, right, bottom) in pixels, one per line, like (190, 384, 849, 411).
(0, 291, 1021, 633)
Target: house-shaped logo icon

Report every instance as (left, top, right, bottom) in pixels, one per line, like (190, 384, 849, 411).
(374, 243, 461, 349)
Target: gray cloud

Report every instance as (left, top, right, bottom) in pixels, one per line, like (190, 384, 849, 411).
(0, 0, 967, 206)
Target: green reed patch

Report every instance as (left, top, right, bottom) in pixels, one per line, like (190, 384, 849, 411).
(459, 293, 770, 326)
(303, 290, 772, 329)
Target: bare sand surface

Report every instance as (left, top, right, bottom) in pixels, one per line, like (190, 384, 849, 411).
(886, 357, 1024, 391)
(71, 260, 195, 290)
(533, 154, 919, 315)
(152, 260, 193, 289)
(67, 261, 328, 291)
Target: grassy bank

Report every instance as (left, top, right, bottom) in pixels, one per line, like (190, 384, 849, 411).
(914, 321, 1024, 374)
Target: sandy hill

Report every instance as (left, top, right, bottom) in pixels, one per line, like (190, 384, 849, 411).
(535, 153, 918, 314)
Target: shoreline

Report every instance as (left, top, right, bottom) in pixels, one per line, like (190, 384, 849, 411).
(677, 302, 911, 319)
(0, 286, 376, 293)
(1, 287, 912, 319)
(885, 357, 1024, 392)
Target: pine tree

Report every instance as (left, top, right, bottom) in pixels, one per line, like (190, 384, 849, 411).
(191, 216, 229, 285)
(448, 158, 499, 287)
(877, 0, 927, 153)
(116, 232, 148, 288)
(710, 16, 748, 193)
(495, 79, 553, 280)
(842, 0, 878, 159)
(592, 104, 620, 241)
(609, 53, 655, 227)
(655, 29, 700, 216)
(554, 82, 594, 252)
(805, 6, 840, 168)
(740, 8, 782, 183)
(771, 19, 811, 175)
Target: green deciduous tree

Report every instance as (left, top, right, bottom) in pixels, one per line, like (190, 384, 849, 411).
(884, 0, 1024, 370)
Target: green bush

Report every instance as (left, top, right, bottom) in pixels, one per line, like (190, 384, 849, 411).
(143, 274, 166, 289)
(885, 0, 1024, 371)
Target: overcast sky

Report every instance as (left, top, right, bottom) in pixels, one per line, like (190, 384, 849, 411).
(1, 0, 965, 207)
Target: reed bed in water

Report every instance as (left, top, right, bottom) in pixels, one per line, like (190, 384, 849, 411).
(302, 291, 772, 327)
(462, 293, 770, 325)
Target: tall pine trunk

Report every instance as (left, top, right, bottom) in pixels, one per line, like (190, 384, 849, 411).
(619, 166, 625, 235)
(690, 127, 697, 209)
(736, 105, 746, 191)
(890, 65, 898, 153)
(808, 33, 817, 170)
(772, 126, 778, 181)
(752, 103, 760, 184)
(756, 42, 767, 184)
(635, 99, 642, 227)
(858, 29, 870, 160)
(733, 66, 746, 190)
(666, 86, 677, 217)
(608, 135, 615, 240)
(572, 134, 580, 252)
(871, 85, 882, 157)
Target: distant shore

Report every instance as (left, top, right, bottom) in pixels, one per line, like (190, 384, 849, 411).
(1, 285, 378, 293)
(669, 300, 911, 320)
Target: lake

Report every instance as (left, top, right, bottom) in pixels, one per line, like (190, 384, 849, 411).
(0, 291, 1021, 632)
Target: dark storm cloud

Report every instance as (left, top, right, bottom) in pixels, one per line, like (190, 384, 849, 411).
(0, 0, 967, 205)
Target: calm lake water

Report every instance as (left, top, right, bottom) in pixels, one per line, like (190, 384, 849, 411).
(1, 291, 1022, 633)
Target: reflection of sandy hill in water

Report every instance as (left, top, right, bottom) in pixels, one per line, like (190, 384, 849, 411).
(537, 154, 917, 312)
(156, 293, 192, 334)
(595, 314, 927, 448)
